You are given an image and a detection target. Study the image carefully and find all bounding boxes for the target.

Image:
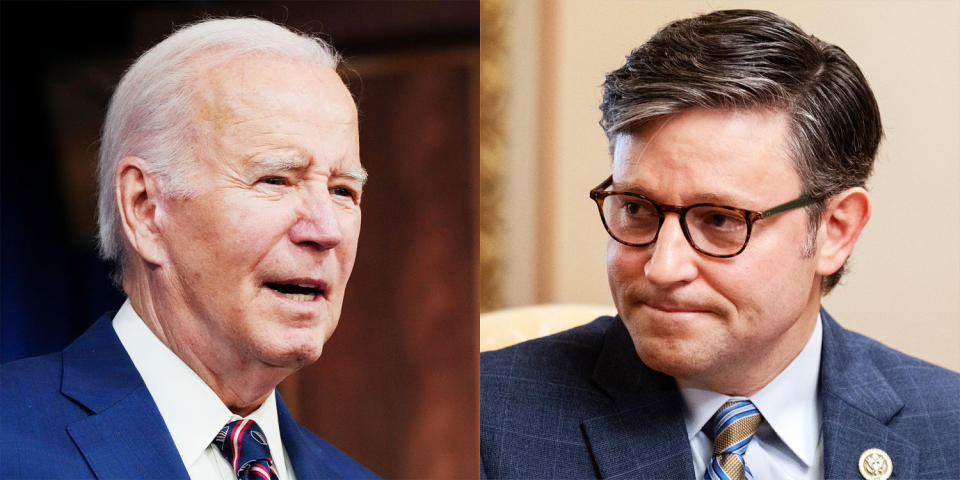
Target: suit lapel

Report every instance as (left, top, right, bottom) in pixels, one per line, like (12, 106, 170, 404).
(277, 394, 335, 479)
(61, 315, 188, 479)
(818, 310, 920, 479)
(581, 318, 694, 479)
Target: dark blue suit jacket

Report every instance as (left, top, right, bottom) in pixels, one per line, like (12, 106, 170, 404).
(1, 314, 379, 479)
(480, 310, 960, 479)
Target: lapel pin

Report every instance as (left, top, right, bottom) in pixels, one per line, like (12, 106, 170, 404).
(858, 448, 892, 480)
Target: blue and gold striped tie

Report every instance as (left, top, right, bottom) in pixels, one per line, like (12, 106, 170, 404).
(705, 400, 762, 480)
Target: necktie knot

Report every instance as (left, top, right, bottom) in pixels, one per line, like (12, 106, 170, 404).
(214, 419, 280, 480)
(705, 400, 762, 480)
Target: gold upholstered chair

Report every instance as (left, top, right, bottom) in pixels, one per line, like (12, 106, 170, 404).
(479, 304, 618, 352)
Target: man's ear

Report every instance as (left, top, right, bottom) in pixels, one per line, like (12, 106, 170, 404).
(116, 157, 167, 266)
(815, 187, 871, 276)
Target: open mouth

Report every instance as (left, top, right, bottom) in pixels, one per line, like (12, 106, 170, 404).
(265, 282, 324, 302)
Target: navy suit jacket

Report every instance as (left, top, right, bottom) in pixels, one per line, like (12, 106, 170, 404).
(480, 310, 960, 479)
(1, 314, 379, 479)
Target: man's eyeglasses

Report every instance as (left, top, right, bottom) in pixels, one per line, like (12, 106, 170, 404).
(588, 176, 823, 258)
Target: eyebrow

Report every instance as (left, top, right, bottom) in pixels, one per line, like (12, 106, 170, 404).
(246, 155, 308, 178)
(246, 154, 368, 186)
(612, 181, 750, 207)
(335, 167, 369, 186)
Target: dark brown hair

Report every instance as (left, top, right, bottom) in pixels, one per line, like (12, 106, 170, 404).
(600, 9, 883, 293)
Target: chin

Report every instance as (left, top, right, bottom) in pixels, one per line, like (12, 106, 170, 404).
(258, 330, 328, 369)
(262, 344, 323, 370)
(632, 335, 713, 380)
(641, 352, 704, 380)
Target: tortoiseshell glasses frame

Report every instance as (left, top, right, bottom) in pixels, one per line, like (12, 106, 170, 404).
(588, 175, 824, 258)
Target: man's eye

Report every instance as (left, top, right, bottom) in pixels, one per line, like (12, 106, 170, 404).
(331, 186, 352, 197)
(259, 176, 289, 186)
(331, 186, 359, 201)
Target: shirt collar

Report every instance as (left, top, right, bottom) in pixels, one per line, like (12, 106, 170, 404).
(112, 299, 288, 473)
(678, 313, 823, 467)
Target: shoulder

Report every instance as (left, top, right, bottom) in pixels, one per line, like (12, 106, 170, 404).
(480, 316, 618, 479)
(481, 315, 616, 383)
(1, 349, 64, 384)
(828, 317, 960, 406)
(481, 316, 616, 411)
(2, 313, 128, 426)
(1, 351, 70, 419)
(822, 312, 960, 473)
(480, 317, 618, 416)
(286, 421, 381, 479)
(1, 351, 96, 477)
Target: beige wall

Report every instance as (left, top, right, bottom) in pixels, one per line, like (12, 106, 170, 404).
(498, 0, 960, 371)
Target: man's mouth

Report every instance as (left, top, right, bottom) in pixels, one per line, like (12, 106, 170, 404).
(639, 297, 713, 315)
(265, 281, 325, 302)
(644, 302, 704, 313)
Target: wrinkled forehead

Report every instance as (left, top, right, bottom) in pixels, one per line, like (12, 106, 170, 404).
(182, 54, 361, 180)
(188, 53, 356, 128)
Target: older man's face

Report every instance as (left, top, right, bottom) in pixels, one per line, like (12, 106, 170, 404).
(607, 107, 822, 393)
(157, 56, 362, 369)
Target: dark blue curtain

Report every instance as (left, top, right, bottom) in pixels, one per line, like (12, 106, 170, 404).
(1, 1, 127, 363)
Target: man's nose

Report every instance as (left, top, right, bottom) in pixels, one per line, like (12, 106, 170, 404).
(288, 188, 344, 250)
(643, 213, 698, 285)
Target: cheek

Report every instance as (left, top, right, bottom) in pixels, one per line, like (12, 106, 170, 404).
(229, 216, 284, 251)
(165, 198, 235, 267)
(607, 240, 645, 294)
(699, 262, 759, 319)
(606, 239, 623, 292)
(336, 213, 362, 273)
(608, 239, 643, 274)
(168, 198, 297, 287)
(708, 249, 812, 327)
(224, 199, 298, 250)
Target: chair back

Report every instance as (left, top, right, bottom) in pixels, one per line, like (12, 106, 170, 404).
(480, 303, 617, 352)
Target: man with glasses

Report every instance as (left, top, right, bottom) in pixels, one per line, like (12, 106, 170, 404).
(481, 9, 959, 480)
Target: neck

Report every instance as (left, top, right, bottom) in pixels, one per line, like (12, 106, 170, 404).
(124, 267, 289, 416)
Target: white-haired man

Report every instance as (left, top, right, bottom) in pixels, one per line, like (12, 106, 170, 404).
(1, 18, 378, 479)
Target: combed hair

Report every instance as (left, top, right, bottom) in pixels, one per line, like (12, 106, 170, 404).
(97, 17, 340, 278)
(599, 9, 882, 293)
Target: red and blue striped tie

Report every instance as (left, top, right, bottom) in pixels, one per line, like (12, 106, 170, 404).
(705, 400, 762, 480)
(214, 419, 281, 480)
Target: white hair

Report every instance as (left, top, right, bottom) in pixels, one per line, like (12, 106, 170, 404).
(97, 17, 340, 271)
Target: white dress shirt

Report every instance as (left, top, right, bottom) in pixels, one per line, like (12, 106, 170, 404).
(113, 300, 298, 480)
(680, 314, 824, 480)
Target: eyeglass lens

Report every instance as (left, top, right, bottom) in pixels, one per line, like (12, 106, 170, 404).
(601, 194, 748, 256)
